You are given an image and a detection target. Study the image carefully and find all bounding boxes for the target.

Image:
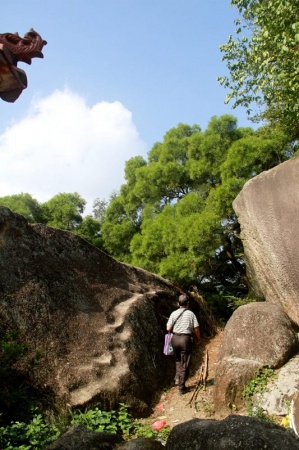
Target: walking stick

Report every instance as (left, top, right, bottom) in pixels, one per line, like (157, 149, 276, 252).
(188, 350, 209, 407)
(192, 350, 208, 404)
(187, 365, 203, 406)
(203, 349, 209, 390)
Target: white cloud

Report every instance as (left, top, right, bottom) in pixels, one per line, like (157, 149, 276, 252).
(0, 89, 147, 213)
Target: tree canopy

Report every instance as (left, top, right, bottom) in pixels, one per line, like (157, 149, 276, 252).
(219, 0, 299, 139)
(101, 116, 293, 316)
(0, 193, 42, 223)
(40, 192, 86, 231)
(74, 215, 104, 249)
(0, 192, 105, 250)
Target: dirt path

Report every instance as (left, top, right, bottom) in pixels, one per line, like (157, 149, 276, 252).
(150, 331, 224, 428)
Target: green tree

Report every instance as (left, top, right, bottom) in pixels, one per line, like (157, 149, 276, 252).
(40, 192, 86, 231)
(219, 0, 299, 138)
(92, 198, 108, 224)
(101, 193, 142, 262)
(0, 193, 42, 223)
(74, 215, 104, 249)
(101, 156, 147, 260)
(134, 124, 200, 205)
(102, 117, 293, 318)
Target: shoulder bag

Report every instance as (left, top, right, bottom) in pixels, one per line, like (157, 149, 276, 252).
(163, 309, 187, 356)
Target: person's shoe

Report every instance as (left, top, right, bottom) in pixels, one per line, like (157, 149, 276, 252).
(179, 387, 187, 395)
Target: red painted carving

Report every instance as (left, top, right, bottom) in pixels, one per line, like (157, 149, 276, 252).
(0, 29, 47, 102)
(0, 28, 47, 65)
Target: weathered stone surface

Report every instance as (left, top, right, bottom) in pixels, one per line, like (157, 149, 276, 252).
(214, 357, 259, 415)
(291, 392, 299, 437)
(165, 415, 299, 450)
(0, 207, 179, 413)
(233, 157, 299, 325)
(218, 303, 298, 367)
(254, 355, 299, 415)
(213, 302, 298, 415)
(120, 437, 165, 449)
(45, 424, 122, 449)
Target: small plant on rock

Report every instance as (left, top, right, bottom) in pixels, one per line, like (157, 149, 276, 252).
(243, 366, 276, 419)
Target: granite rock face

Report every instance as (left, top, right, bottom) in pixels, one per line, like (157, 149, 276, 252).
(233, 157, 299, 325)
(218, 303, 298, 368)
(121, 437, 165, 449)
(0, 206, 179, 413)
(213, 302, 299, 415)
(254, 355, 299, 415)
(214, 157, 299, 416)
(165, 415, 299, 450)
(45, 424, 123, 450)
(46, 417, 299, 450)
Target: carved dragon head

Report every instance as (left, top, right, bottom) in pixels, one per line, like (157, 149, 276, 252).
(0, 28, 47, 65)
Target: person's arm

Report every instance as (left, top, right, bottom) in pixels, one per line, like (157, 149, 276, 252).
(193, 326, 200, 344)
(166, 314, 173, 332)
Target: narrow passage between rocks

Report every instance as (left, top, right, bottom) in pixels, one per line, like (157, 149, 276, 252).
(150, 331, 223, 428)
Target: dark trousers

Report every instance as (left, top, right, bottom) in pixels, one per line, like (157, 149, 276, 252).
(171, 334, 192, 391)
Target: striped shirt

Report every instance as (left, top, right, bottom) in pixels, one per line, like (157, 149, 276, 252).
(167, 308, 199, 334)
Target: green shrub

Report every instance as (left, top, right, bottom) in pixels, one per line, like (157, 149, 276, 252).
(69, 407, 119, 434)
(0, 404, 171, 449)
(225, 292, 262, 312)
(70, 403, 171, 441)
(0, 412, 60, 449)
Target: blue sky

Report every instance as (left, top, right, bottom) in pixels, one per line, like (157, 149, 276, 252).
(1, 1, 251, 213)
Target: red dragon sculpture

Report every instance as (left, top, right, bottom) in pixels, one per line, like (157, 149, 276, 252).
(0, 28, 47, 102)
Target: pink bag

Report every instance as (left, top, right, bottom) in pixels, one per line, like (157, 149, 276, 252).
(163, 332, 174, 355)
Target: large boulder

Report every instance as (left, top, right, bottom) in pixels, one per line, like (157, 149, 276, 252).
(45, 424, 123, 449)
(165, 415, 299, 450)
(214, 358, 260, 416)
(214, 302, 298, 415)
(0, 207, 179, 414)
(120, 437, 165, 449)
(233, 157, 299, 325)
(218, 303, 298, 367)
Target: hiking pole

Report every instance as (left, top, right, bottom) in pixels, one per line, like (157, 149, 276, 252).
(189, 349, 208, 406)
(192, 367, 203, 405)
(188, 363, 204, 407)
(202, 349, 209, 391)
(192, 353, 207, 404)
(187, 349, 209, 409)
